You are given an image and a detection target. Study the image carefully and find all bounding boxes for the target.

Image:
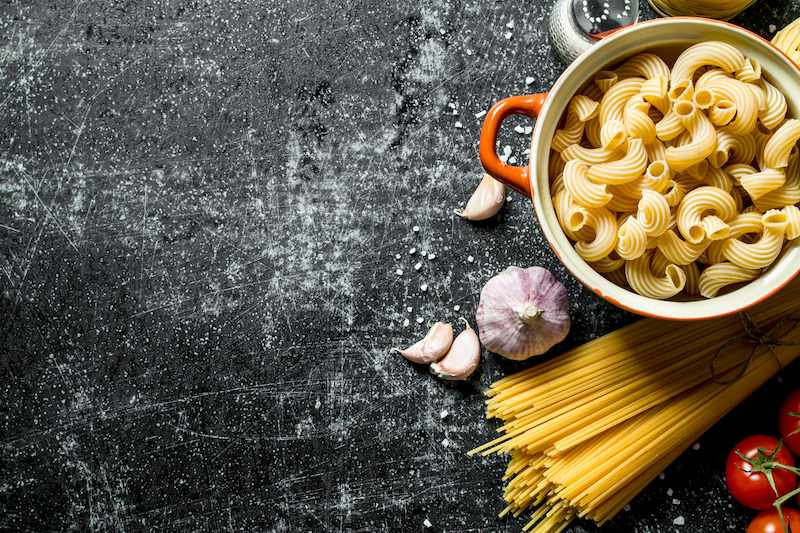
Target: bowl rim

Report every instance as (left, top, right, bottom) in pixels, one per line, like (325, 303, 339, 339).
(528, 17, 800, 320)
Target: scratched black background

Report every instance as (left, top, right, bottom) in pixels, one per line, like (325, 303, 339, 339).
(3, 1, 800, 532)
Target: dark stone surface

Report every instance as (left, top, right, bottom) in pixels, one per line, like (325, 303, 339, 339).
(2, 1, 800, 532)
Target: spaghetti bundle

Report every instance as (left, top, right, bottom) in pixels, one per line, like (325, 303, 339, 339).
(647, 0, 755, 20)
(470, 280, 800, 532)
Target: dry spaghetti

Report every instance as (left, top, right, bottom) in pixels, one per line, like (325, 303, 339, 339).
(470, 280, 800, 532)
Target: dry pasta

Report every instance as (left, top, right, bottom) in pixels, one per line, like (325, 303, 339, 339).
(647, 0, 755, 20)
(549, 44, 800, 300)
(772, 16, 800, 65)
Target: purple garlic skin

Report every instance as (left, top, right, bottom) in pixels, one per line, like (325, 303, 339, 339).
(476, 266, 570, 360)
(430, 319, 480, 380)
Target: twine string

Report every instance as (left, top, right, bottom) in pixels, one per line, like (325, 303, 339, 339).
(710, 312, 800, 385)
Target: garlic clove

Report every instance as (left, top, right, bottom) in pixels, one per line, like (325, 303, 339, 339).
(421, 321, 454, 362)
(430, 318, 481, 381)
(476, 266, 570, 361)
(454, 174, 506, 221)
(392, 338, 427, 364)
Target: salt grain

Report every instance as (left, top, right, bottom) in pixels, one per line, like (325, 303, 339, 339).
(514, 125, 526, 134)
(440, 410, 449, 419)
(467, 255, 474, 263)
(420, 283, 428, 292)
(523, 126, 533, 134)
(403, 318, 410, 327)
(507, 196, 512, 202)
(503, 145, 513, 156)
(394, 254, 401, 259)
(504, 31, 512, 40)
(414, 262, 422, 271)
(466, 49, 473, 56)
(667, 488, 673, 497)
(508, 156, 517, 164)
(439, 28, 446, 35)
(448, 102, 457, 109)
(409, 247, 417, 255)
(692, 442, 701, 450)
(770, 24, 777, 33)
(423, 518, 433, 528)
(416, 317, 424, 324)
(659, 473, 666, 480)
(672, 498, 681, 505)
(428, 253, 436, 260)
(673, 516, 685, 526)
(475, 110, 487, 118)
(499, 154, 509, 163)
(413, 225, 420, 232)
(506, 20, 515, 29)
(406, 306, 413, 313)
(395, 268, 403, 276)
(455, 121, 464, 128)
(525, 76, 535, 86)
(441, 438, 449, 447)
(453, 305, 461, 311)
(523, 148, 531, 155)
(624, 505, 631, 512)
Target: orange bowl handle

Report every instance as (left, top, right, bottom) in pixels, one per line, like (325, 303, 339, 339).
(479, 93, 547, 198)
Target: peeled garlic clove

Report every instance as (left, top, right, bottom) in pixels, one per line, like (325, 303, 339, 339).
(421, 321, 453, 362)
(430, 319, 480, 381)
(394, 322, 453, 364)
(454, 174, 506, 221)
(476, 266, 570, 361)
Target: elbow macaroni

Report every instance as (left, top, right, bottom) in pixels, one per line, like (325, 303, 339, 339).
(549, 44, 800, 300)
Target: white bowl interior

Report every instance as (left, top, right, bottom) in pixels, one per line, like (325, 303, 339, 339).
(531, 19, 800, 320)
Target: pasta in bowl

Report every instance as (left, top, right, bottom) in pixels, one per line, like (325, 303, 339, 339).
(479, 18, 800, 320)
(550, 42, 800, 300)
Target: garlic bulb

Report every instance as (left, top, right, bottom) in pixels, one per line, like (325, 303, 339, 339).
(476, 266, 570, 360)
(393, 321, 453, 364)
(430, 319, 480, 380)
(454, 174, 506, 221)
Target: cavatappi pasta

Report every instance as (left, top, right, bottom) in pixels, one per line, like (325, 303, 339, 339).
(549, 42, 800, 300)
(647, 0, 755, 20)
(471, 280, 800, 533)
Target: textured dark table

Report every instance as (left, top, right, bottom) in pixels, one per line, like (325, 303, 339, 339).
(3, 1, 800, 532)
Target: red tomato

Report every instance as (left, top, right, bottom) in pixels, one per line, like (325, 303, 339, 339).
(779, 391, 800, 456)
(726, 435, 797, 510)
(747, 508, 800, 533)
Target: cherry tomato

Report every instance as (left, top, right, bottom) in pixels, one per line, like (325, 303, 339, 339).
(747, 508, 800, 533)
(726, 435, 797, 510)
(779, 391, 800, 456)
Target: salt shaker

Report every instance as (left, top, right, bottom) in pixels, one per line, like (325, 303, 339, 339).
(549, 0, 639, 64)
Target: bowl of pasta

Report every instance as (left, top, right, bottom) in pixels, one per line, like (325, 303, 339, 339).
(479, 17, 800, 320)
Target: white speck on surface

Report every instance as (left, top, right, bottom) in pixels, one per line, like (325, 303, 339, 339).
(428, 253, 436, 260)
(673, 516, 684, 526)
(524, 126, 533, 134)
(440, 410, 448, 419)
(413, 225, 420, 232)
(672, 498, 681, 505)
(314, 398, 321, 409)
(475, 110, 487, 118)
(395, 268, 403, 276)
(409, 247, 417, 255)
(503, 145, 513, 156)
(395, 253, 401, 259)
(406, 306, 413, 313)
(508, 156, 517, 164)
(403, 318, 410, 327)
(525, 76, 535, 85)
(448, 102, 457, 109)
(439, 28, 446, 35)
(499, 154, 509, 163)
(414, 262, 422, 271)
(667, 488, 673, 497)
(467, 255, 474, 263)
(423, 518, 433, 528)
(453, 305, 461, 311)
(441, 438, 449, 447)
(659, 473, 666, 480)
(770, 24, 777, 33)
(692, 442, 701, 450)
(507, 196, 512, 202)
(514, 125, 525, 134)
(523, 148, 531, 155)
(416, 317, 424, 324)
(420, 283, 428, 292)
(504, 31, 512, 39)
(506, 20, 515, 29)
(454, 121, 463, 128)
(624, 504, 631, 512)
(421, 251, 428, 257)
(466, 49, 473, 55)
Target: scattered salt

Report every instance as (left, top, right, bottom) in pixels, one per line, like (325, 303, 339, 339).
(508, 156, 517, 164)
(421, 251, 428, 257)
(624, 505, 631, 512)
(409, 247, 417, 255)
(466, 49, 473, 56)
(523, 126, 533, 134)
(439, 28, 446, 35)
(499, 154, 509, 163)
(440, 410, 449, 419)
(673, 516, 685, 526)
(692, 442, 701, 451)
(455, 121, 464, 128)
(420, 283, 428, 292)
(770, 24, 777, 33)
(475, 110, 487, 118)
(406, 306, 413, 313)
(428, 253, 436, 260)
(525, 76, 535, 86)
(506, 20, 515, 29)
(416, 317, 424, 324)
(412, 225, 420, 232)
(672, 498, 681, 505)
(659, 473, 666, 480)
(315, 398, 321, 409)
(507, 196, 512, 202)
(514, 125, 526, 134)
(453, 305, 461, 311)
(441, 438, 449, 447)
(503, 145, 513, 156)
(467, 255, 475, 263)
(523, 148, 531, 155)
(667, 488, 673, 497)
(423, 518, 433, 528)
(451, 109, 458, 115)
(395, 268, 403, 276)
(403, 318, 410, 327)
(414, 262, 422, 271)
(448, 102, 457, 109)
(394, 253, 401, 259)
(504, 31, 512, 40)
